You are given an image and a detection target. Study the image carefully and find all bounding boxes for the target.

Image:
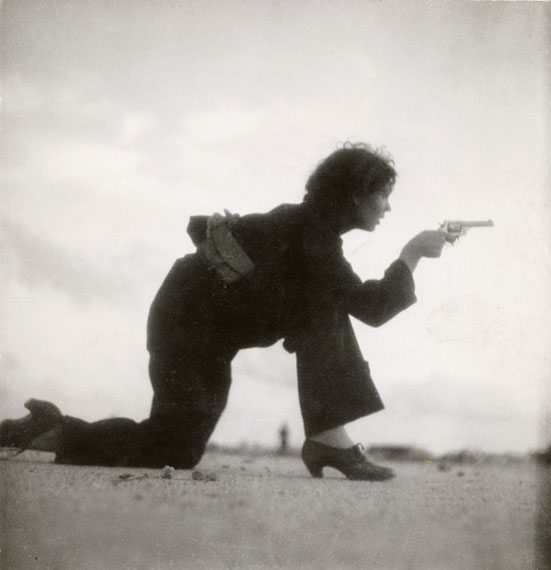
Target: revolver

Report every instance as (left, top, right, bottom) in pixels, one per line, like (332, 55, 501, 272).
(439, 220, 494, 243)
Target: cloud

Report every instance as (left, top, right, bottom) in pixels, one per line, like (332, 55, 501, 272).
(182, 105, 267, 143)
(120, 112, 156, 145)
(34, 139, 142, 187)
(3, 218, 126, 306)
(2, 73, 43, 112)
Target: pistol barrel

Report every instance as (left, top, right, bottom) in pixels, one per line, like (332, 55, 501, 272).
(462, 220, 494, 227)
(444, 220, 494, 234)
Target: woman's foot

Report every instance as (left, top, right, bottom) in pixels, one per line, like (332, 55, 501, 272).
(309, 425, 355, 448)
(302, 439, 396, 481)
(0, 399, 63, 451)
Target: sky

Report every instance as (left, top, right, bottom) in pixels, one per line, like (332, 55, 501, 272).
(1, 0, 549, 455)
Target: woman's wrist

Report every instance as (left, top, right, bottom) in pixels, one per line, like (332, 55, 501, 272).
(399, 245, 420, 273)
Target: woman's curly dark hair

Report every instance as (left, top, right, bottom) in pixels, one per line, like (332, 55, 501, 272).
(303, 142, 397, 215)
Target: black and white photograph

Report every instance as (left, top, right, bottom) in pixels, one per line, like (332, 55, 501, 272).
(1, 1, 549, 569)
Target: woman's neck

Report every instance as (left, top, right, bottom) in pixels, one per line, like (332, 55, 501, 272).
(303, 201, 356, 236)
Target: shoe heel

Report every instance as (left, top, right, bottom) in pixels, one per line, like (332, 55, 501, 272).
(304, 461, 324, 478)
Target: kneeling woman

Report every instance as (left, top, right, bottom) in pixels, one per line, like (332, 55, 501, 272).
(0, 143, 451, 480)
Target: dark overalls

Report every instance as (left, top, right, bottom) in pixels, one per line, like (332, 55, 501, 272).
(57, 203, 416, 468)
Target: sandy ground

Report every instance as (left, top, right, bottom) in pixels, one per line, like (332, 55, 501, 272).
(1, 450, 549, 570)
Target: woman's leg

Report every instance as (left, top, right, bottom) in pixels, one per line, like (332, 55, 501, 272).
(295, 309, 394, 480)
(309, 426, 355, 448)
(295, 309, 384, 438)
(43, 340, 236, 468)
(140, 346, 236, 468)
(37, 347, 234, 468)
(0, 401, 150, 467)
(23, 254, 235, 468)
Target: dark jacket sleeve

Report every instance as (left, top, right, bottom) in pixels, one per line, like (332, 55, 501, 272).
(344, 259, 417, 326)
(302, 228, 417, 327)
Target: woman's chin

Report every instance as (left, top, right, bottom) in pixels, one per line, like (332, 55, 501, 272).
(352, 218, 377, 232)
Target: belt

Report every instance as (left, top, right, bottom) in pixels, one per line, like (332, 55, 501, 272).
(197, 210, 255, 284)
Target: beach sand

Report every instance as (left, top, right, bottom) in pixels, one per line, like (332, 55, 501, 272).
(1, 450, 548, 570)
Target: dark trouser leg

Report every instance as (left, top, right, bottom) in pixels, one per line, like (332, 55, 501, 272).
(140, 348, 235, 468)
(56, 416, 148, 467)
(54, 254, 235, 468)
(296, 309, 384, 438)
(55, 347, 234, 468)
(142, 253, 235, 468)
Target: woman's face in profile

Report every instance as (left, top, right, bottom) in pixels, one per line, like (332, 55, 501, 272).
(353, 187, 392, 232)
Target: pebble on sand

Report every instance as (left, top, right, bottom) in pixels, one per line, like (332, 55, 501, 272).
(160, 466, 176, 479)
(192, 470, 217, 482)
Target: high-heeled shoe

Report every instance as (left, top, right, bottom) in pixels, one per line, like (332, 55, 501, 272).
(302, 439, 396, 481)
(0, 399, 62, 451)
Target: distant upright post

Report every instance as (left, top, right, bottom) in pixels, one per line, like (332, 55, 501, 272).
(277, 423, 289, 455)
